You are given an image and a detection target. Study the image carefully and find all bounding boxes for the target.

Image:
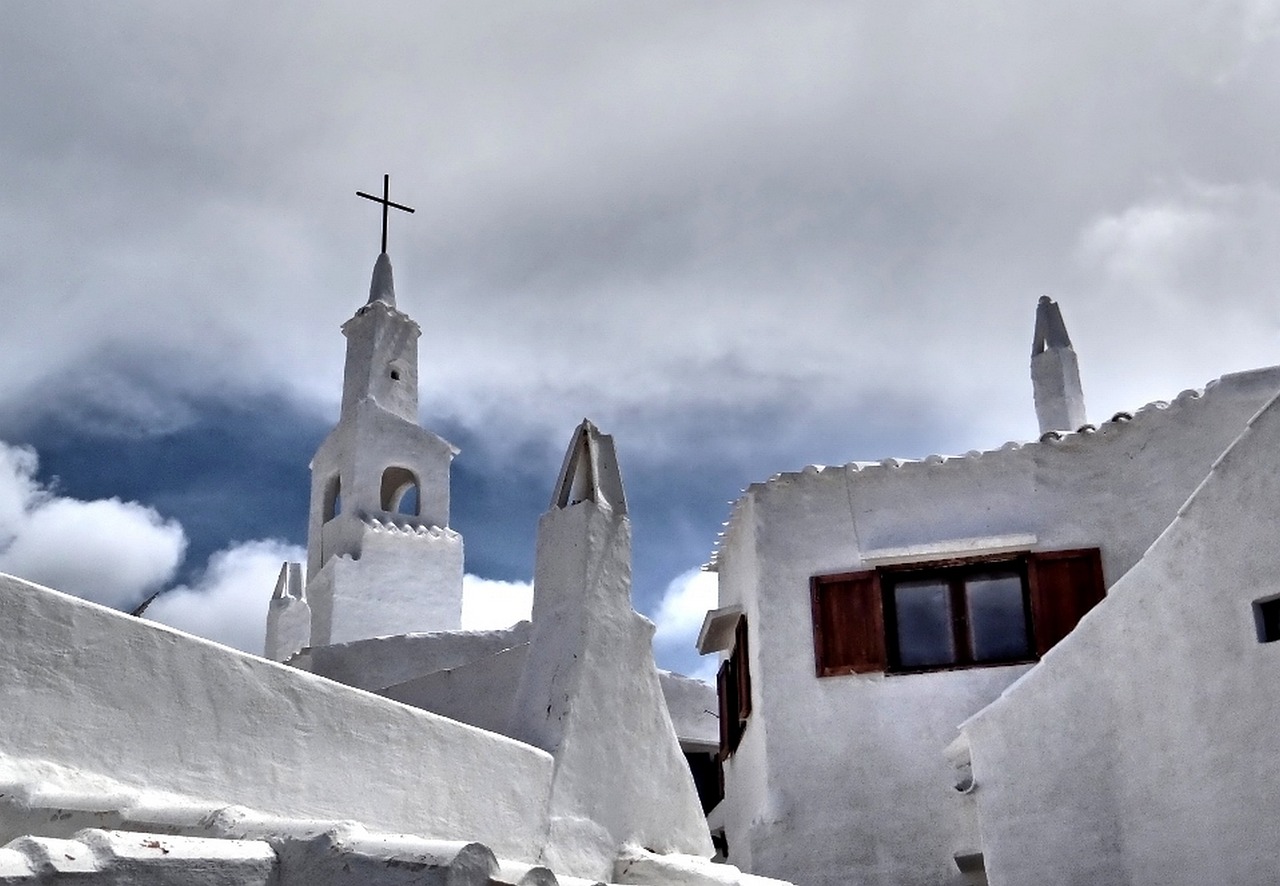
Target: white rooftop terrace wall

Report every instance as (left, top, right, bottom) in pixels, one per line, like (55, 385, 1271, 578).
(657, 671, 719, 750)
(711, 366, 1280, 886)
(0, 574, 553, 864)
(962, 390, 1280, 886)
(293, 622, 531, 692)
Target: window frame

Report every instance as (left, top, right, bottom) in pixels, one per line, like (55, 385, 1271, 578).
(880, 553, 1036, 674)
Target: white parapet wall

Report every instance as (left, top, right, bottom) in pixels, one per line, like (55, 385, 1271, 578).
(0, 573, 554, 863)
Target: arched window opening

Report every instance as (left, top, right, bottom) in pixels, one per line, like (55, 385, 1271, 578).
(380, 466, 420, 516)
(323, 474, 342, 522)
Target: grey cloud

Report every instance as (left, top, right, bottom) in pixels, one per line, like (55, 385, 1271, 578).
(1, 1, 1278, 538)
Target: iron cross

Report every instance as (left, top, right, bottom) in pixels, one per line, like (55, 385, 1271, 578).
(356, 174, 415, 254)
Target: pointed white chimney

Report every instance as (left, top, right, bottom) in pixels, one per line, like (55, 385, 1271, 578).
(1032, 296, 1088, 435)
(264, 561, 310, 661)
(508, 420, 712, 879)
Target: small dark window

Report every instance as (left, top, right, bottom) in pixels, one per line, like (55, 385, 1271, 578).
(1254, 596, 1280, 643)
(322, 474, 342, 522)
(717, 617, 751, 757)
(683, 750, 724, 813)
(967, 571, 1031, 661)
(882, 560, 1034, 672)
(891, 578, 955, 668)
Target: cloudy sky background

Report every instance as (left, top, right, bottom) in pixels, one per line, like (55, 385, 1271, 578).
(2, 2, 1279, 679)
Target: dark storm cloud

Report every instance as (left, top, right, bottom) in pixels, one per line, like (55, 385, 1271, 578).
(5, 361, 324, 579)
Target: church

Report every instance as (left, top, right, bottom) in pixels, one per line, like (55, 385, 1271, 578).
(1, 183, 1279, 885)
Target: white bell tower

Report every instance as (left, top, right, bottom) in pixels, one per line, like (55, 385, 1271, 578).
(301, 251, 464, 648)
(265, 178, 463, 658)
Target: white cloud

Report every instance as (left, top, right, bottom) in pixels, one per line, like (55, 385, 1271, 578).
(0, 442, 186, 608)
(0, 439, 300, 655)
(147, 539, 306, 654)
(1066, 181, 1280, 421)
(652, 567, 718, 647)
(1076, 182, 1280, 302)
(680, 657, 721, 687)
(461, 574, 533, 631)
(1077, 199, 1226, 293)
(0, 444, 40, 540)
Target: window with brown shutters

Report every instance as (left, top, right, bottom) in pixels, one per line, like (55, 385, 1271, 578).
(811, 548, 1105, 676)
(717, 616, 751, 757)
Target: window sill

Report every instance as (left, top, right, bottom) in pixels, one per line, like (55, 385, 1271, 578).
(885, 658, 1038, 677)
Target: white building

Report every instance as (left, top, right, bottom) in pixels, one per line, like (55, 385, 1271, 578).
(702, 297, 1280, 885)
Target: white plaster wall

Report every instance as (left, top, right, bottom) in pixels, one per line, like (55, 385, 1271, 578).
(711, 495, 769, 875)
(308, 402, 458, 579)
(264, 595, 311, 662)
(298, 622, 530, 691)
(339, 295, 420, 425)
(510, 502, 713, 881)
(1032, 347, 1087, 433)
(658, 671, 719, 749)
(712, 367, 1280, 886)
(964, 390, 1280, 886)
(736, 469, 1017, 885)
(308, 525, 463, 647)
(0, 574, 554, 863)
(381, 644, 529, 735)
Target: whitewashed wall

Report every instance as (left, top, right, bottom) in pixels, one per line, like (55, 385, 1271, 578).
(295, 622, 530, 691)
(0, 575, 553, 863)
(963, 389, 1280, 886)
(712, 367, 1280, 886)
(658, 671, 719, 749)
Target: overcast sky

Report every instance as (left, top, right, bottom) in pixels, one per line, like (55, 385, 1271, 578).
(2, 2, 1279, 678)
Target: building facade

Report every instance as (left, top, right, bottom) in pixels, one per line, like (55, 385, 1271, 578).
(702, 298, 1280, 885)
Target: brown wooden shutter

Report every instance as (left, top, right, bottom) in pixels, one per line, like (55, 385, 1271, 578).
(810, 571, 886, 676)
(716, 659, 733, 756)
(1028, 548, 1106, 655)
(734, 616, 752, 720)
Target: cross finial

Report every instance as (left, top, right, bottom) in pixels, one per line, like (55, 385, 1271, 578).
(356, 174, 415, 254)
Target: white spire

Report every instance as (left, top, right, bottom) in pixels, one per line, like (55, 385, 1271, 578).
(368, 252, 396, 306)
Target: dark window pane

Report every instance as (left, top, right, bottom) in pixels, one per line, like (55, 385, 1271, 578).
(893, 579, 955, 667)
(967, 571, 1030, 661)
(1256, 597, 1280, 643)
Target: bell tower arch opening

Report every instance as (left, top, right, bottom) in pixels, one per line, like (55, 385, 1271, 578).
(380, 466, 420, 516)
